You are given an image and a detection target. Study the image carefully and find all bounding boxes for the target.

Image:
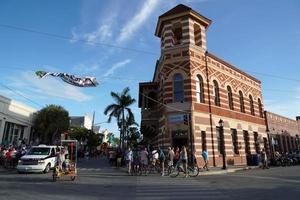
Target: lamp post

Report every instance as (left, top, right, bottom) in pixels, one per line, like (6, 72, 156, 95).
(219, 119, 226, 170)
(296, 135, 299, 150)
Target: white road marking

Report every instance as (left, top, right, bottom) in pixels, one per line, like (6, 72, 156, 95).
(228, 174, 300, 183)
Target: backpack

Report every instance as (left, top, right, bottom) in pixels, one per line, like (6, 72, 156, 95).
(159, 150, 165, 161)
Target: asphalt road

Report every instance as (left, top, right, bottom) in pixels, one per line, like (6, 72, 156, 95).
(0, 158, 299, 200)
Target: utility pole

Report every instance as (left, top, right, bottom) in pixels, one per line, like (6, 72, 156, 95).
(188, 113, 194, 166)
(91, 111, 95, 133)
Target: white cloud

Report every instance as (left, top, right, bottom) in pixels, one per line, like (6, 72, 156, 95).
(117, 0, 160, 43)
(103, 59, 131, 77)
(84, 24, 113, 43)
(71, 23, 113, 44)
(4, 71, 92, 103)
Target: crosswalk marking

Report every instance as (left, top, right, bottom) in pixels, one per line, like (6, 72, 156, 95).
(135, 176, 230, 199)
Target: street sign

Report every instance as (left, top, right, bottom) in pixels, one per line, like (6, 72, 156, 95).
(168, 114, 185, 123)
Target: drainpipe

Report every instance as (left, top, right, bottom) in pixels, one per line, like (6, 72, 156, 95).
(205, 51, 216, 167)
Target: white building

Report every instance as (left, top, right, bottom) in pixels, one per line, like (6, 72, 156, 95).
(0, 95, 37, 146)
(69, 115, 92, 130)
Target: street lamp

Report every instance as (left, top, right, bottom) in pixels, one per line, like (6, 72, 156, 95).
(218, 119, 226, 170)
(296, 135, 299, 150)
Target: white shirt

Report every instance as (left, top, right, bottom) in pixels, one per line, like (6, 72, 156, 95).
(152, 150, 159, 159)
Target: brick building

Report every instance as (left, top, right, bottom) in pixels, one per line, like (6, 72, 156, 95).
(265, 111, 300, 155)
(138, 4, 268, 167)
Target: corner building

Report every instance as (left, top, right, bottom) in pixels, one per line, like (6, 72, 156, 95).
(139, 4, 268, 167)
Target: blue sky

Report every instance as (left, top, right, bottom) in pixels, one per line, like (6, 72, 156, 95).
(0, 0, 300, 136)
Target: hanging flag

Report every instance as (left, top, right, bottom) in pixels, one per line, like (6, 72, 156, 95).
(35, 71, 98, 87)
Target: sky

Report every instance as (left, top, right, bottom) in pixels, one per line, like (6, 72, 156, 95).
(0, 0, 300, 136)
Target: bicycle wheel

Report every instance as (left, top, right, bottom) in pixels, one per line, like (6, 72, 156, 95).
(169, 167, 180, 178)
(167, 166, 172, 175)
(188, 166, 199, 177)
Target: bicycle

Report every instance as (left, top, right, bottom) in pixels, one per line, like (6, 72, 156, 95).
(169, 160, 199, 178)
(147, 158, 161, 175)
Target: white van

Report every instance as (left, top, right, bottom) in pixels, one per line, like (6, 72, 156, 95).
(17, 145, 62, 173)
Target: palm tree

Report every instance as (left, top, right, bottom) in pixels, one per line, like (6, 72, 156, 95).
(104, 87, 136, 149)
(124, 114, 139, 147)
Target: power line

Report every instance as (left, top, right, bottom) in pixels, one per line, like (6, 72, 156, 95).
(0, 24, 299, 84)
(0, 83, 43, 108)
(0, 23, 158, 56)
(139, 92, 189, 114)
(0, 65, 297, 94)
(245, 70, 300, 82)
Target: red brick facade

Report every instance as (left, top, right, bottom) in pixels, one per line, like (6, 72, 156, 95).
(265, 111, 300, 154)
(139, 4, 269, 167)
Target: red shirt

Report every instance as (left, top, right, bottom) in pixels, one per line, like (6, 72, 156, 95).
(5, 151, 12, 159)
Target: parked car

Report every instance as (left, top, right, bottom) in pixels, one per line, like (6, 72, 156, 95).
(17, 145, 62, 173)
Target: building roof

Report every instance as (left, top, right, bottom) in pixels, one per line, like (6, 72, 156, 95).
(265, 111, 298, 122)
(159, 4, 211, 23)
(207, 52, 261, 84)
(155, 4, 212, 37)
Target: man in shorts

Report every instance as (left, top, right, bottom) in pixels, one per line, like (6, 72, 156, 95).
(140, 148, 148, 174)
(125, 147, 133, 174)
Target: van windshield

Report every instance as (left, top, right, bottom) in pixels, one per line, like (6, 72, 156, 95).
(27, 147, 51, 155)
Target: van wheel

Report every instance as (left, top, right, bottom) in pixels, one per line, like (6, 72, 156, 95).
(44, 163, 51, 173)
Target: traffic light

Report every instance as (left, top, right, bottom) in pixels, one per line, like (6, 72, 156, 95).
(183, 114, 188, 125)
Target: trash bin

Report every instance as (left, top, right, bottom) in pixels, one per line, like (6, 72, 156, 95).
(246, 155, 253, 166)
(252, 154, 259, 166)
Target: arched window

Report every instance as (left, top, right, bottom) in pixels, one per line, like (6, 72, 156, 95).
(213, 80, 220, 106)
(194, 24, 201, 46)
(173, 23, 182, 45)
(173, 73, 184, 102)
(196, 75, 204, 103)
(249, 95, 255, 116)
(227, 86, 234, 110)
(258, 98, 263, 118)
(239, 91, 245, 113)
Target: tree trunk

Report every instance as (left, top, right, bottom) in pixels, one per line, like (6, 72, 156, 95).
(122, 108, 125, 150)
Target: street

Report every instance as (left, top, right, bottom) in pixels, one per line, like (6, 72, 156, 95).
(0, 158, 299, 200)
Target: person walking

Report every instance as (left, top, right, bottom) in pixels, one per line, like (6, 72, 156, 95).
(140, 147, 148, 175)
(261, 148, 269, 169)
(180, 146, 188, 178)
(202, 150, 209, 171)
(174, 147, 180, 165)
(125, 147, 133, 174)
(159, 147, 166, 176)
(167, 147, 175, 168)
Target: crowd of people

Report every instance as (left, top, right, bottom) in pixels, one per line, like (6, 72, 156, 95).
(0, 144, 28, 168)
(105, 145, 209, 177)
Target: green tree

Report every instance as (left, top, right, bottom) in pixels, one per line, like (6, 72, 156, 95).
(33, 104, 69, 144)
(104, 87, 136, 149)
(112, 137, 120, 147)
(86, 131, 102, 150)
(124, 115, 139, 146)
(126, 126, 141, 148)
(68, 126, 89, 143)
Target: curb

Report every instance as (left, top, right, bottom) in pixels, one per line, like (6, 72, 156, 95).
(199, 166, 258, 176)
